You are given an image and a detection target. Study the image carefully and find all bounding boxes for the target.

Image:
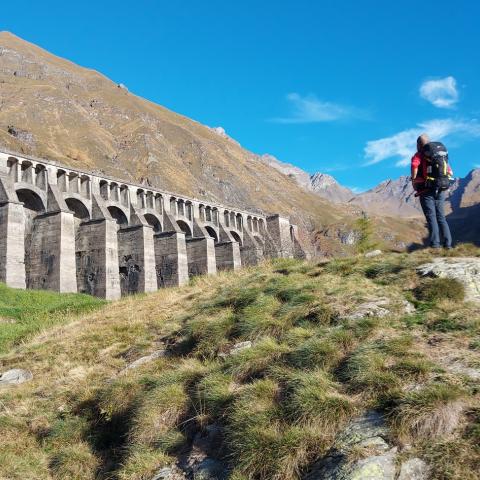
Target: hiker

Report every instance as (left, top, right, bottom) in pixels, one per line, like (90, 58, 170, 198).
(411, 133, 453, 249)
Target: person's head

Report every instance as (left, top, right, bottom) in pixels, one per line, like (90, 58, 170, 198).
(417, 133, 430, 152)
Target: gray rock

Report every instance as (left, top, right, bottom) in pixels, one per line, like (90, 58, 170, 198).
(344, 298, 390, 321)
(335, 411, 388, 453)
(0, 368, 33, 386)
(193, 458, 225, 479)
(341, 449, 397, 480)
(151, 466, 186, 480)
(305, 412, 398, 480)
(219, 341, 252, 358)
(398, 458, 430, 480)
(229, 341, 252, 355)
(365, 249, 383, 258)
(122, 349, 166, 372)
(402, 300, 416, 314)
(417, 258, 480, 303)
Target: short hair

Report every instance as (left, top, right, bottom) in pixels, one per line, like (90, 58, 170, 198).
(417, 133, 430, 148)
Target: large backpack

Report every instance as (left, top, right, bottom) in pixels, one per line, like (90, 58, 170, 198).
(421, 141, 450, 190)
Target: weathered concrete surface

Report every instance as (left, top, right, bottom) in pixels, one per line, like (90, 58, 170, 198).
(0, 150, 304, 297)
(417, 257, 480, 303)
(27, 210, 77, 292)
(154, 231, 189, 288)
(118, 225, 157, 295)
(215, 241, 241, 271)
(186, 236, 216, 277)
(76, 219, 121, 299)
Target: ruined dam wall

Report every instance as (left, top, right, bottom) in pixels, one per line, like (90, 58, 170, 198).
(0, 150, 305, 299)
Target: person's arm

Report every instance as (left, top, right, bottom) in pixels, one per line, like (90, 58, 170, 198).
(412, 166, 419, 183)
(411, 154, 420, 186)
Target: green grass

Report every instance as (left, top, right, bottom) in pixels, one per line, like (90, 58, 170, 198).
(0, 282, 105, 353)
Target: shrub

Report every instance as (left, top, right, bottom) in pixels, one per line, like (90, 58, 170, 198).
(414, 277, 465, 303)
(354, 216, 379, 254)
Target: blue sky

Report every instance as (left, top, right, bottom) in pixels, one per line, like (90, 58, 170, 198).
(1, 0, 480, 191)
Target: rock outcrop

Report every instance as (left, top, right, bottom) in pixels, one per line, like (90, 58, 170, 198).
(417, 257, 480, 303)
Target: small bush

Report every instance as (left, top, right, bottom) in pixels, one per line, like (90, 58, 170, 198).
(414, 277, 465, 303)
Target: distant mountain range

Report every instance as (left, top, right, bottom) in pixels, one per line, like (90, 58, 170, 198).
(264, 154, 480, 244)
(264, 152, 480, 217)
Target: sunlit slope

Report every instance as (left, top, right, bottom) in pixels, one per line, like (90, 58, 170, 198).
(0, 249, 479, 479)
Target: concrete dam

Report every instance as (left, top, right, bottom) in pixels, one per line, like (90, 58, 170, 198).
(0, 150, 304, 299)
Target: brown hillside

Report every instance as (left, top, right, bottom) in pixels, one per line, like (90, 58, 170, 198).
(0, 32, 421, 251)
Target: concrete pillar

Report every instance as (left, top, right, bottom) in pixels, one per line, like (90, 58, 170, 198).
(76, 218, 121, 299)
(154, 231, 189, 287)
(240, 228, 264, 266)
(215, 241, 241, 271)
(186, 236, 216, 277)
(27, 209, 77, 292)
(0, 173, 26, 288)
(117, 225, 157, 295)
(73, 195, 120, 299)
(265, 214, 294, 258)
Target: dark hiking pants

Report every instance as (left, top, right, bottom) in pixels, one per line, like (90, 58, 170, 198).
(419, 190, 452, 248)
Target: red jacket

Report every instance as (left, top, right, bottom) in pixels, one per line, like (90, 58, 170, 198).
(411, 152, 453, 187)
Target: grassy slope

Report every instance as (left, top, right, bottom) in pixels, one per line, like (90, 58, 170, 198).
(0, 248, 479, 480)
(0, 283, 105, 354)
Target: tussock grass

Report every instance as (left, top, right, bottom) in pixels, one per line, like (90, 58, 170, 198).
(414, 277, 466, 303)
(1, 250, 479, 480)
(389, 383, 466, 442)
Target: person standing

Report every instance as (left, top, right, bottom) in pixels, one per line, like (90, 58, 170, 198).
(411, 134, 453, 249)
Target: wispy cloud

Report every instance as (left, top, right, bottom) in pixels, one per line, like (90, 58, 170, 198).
(364, 118, 480, 167)
(272, 93, 364, 124)
(420, 76, 459, 108)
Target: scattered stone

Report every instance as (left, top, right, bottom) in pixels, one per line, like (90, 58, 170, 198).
(219, 341, 252, 358)
(122, 349, 166, 372)
(0, 368, 33, 386)
(398, 458, 430, 480)
(193, 458, 225, 479)
(151, 466, 186, 480)
(402, 299, 416, 314)
(305, 411, 398, 480)
(344, 298, 390, 320)
(229, 341, 252, 355)
(365, 249, 383, 258)
(417, 258, 480, 303)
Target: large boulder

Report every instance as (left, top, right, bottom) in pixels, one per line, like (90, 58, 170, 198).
(417, 258, 480, 303)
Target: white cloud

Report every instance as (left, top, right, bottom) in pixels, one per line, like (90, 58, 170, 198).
(420, 76, 459, 108)
(364, 118, 480, 167)
(272, 93, 360, 123)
